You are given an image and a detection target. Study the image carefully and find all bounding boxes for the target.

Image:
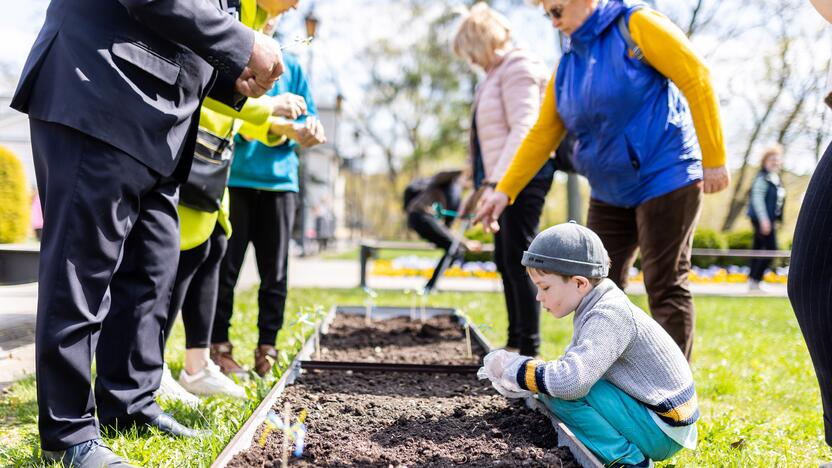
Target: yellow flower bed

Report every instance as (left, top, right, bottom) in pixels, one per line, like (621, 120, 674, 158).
(371, 260, 788, 284)
(370, 259, 500, 279)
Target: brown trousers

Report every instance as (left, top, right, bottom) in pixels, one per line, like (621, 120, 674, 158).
(587, 182, 703, 360)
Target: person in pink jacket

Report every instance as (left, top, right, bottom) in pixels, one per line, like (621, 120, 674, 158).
(454, 3, 556, 356)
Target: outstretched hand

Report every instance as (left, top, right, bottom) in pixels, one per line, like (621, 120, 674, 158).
(478, 349, 531, 399)
(473, 191, 509, 233)
(271, 93, 308, 119)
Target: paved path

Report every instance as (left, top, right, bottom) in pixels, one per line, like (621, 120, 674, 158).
(0, 283, 38, 388)
(0, 253, 787, 388)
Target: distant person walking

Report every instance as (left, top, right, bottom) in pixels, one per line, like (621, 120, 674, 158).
(746, 145, 785, 291)
(453, 3, 554, 357)
(475, 0, 730, 361)
(789, 0, 832, 453)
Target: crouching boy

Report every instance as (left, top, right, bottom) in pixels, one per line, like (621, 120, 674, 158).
(480, 222, 697, 467)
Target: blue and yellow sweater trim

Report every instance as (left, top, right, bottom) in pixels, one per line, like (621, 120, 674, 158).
(515, 359, 699, 428)
(516, 358, 548, 394)
(645, 384, 700, 427)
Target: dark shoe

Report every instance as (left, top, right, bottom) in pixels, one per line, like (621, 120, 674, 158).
(254, 345, 278, 377)
(43, 439, 137, 467)
(210, 342, 249, 380)
(147, 413, 210, 438)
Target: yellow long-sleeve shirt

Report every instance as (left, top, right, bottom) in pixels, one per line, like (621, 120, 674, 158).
(495, 9, 726, 202)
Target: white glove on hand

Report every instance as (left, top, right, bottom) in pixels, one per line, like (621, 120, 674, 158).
(478, 349, 531, 399)
(481, 349, 520, 380)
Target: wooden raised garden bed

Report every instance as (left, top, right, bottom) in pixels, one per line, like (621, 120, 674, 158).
(212, 306, 601, 468)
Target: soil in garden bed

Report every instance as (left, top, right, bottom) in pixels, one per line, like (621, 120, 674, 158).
(229, 371, 579, 468)
(317, 314, 486, 365)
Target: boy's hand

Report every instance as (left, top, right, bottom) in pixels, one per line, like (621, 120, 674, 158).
(482, 349, 520, 379)
(271, 93, 308, 119)
(478, 349, 530, 398)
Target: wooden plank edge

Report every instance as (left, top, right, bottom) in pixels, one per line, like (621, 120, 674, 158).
(525, 397, 604, 468)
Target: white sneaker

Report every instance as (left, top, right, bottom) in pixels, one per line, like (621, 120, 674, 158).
(157, 364, 201, 407)
(178, 360, 247, 399)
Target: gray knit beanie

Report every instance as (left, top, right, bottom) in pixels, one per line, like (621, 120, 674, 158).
(521, 221, 610, 278)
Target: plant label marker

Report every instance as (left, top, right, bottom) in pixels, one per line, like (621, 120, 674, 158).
(418, 289, 427, 323)
(465, 323, 472, 359)
(405, 289, 417, 321)
(363, 287, 377, 325)
(281, 403, 291, 468)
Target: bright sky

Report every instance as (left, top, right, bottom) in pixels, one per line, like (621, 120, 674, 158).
(1, 1, 829, 175)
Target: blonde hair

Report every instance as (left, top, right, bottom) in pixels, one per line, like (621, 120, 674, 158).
(453, 3, 512, 67)
(760, 144, 784, 167)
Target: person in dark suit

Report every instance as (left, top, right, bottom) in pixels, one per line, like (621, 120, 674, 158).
(10, 0, 285, 466)
(791, 1, 832, 458)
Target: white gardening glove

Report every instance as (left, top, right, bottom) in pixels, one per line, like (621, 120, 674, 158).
(480, 349, 519, 380)
(478, 349, 531, 399)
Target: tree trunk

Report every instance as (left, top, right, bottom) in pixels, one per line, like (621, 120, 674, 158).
(721, 39, 790, 232)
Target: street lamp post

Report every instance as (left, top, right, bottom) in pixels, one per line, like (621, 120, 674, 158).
(297, 8, 319, 256)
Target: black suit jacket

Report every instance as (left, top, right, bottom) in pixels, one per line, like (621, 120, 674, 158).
(11, 0, 254, 177)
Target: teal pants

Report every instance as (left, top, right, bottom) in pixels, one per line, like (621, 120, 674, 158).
(540, 380, 684, 465)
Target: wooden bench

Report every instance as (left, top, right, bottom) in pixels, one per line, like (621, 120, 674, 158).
(359, 240, 494, 288)
(0, 244, 39, 285)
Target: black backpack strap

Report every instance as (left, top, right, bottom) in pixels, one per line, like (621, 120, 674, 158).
(617, 11, 649, 66)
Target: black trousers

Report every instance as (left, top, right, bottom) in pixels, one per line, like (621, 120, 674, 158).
(788, 141, 832, 447)
(494, 178, 551, 356)
(166, 224, 228, 349)
(749, 217, 777, 282)
(31, 119, 179, 450)
(214, 188, 296, 346)
(407, 210, 454, 251)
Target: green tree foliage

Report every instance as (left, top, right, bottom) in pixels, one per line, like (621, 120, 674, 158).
(352, 1, 475, 185)
(0, 146, 30, 243)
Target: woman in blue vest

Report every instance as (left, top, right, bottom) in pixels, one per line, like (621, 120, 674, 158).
(475, 0, 729, 360)
(746, 145, 785, 291)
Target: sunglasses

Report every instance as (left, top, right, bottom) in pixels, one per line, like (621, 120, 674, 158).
(544, 2, 568, 20)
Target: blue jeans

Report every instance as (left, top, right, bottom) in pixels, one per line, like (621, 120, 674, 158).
(540, 380, 685, 465)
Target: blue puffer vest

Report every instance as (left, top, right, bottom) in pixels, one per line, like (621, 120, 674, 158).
(556, 0, 703, 208)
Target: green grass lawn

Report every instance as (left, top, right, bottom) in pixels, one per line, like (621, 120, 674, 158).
(1, 288, 830, 467)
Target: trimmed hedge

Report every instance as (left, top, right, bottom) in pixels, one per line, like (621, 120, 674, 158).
(692, 228, 727, 268)
(0, 146, 30, 243)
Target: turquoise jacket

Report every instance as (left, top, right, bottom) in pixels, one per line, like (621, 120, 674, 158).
(229, 53, 315, 193)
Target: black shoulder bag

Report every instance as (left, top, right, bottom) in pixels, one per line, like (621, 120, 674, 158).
(179, 127, 235, 212)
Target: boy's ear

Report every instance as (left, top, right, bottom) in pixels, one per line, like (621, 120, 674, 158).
(574, 275, 590, 289)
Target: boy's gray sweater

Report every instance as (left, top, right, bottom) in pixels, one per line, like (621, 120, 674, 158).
(516, 279, 699, 427)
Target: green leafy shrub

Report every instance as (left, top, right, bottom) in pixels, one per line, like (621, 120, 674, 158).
(725, 229, 754, 267)
(692, 228, 727, 268)
(0, 146, 30, 243)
